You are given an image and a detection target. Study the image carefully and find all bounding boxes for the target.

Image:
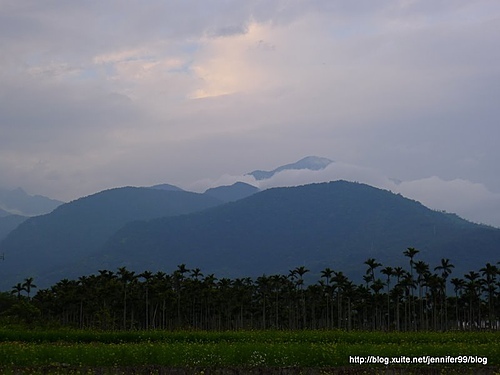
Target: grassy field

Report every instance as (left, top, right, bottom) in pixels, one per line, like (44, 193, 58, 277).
(0, 329, 498, 374)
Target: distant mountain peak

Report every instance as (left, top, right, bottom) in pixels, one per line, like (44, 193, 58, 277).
(247, 156, 333, 180)
(0, 187, 63, 216)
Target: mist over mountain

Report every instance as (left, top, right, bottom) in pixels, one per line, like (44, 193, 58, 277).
(0, 187, 222, 289)
(0, 187, 63, 216)
(247, 156, 333, 180)
(229, 157, 500, 229)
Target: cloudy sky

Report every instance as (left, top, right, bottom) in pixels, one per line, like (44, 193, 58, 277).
(1, 1, 500, 226)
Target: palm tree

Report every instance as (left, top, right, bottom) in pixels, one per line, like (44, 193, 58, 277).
(403, 248, 419, 330)
(187, 268, 204, 328)
(320, 267, 334, 328)
(392, 266, 406, 331)
(173, 264, 190, 327)
(400, 273, 416, 331)
(320, 268, 334, 286)
(414, 260, 429, 329)
(364, 258, 382, 284)
(434, 258, 454, 330)
(370, 278, 385, 330)
(269, 274, 285, 328)
(363, 274, 372, 288)
(216, 277, 234, 329)
(117, 267, 136, 329)
(152, 271, 174, 329)
(256, 275, 271, 329)
(425, 273, 443, 330)
(177, 263, 190, 277)
(191, 268, 204, 281)
(480, 263, 498, 329)
(342, 280, 356, 331)
(451, 277, 465, 329)
(332, 271, 349, 329)
(381, 266, 394, 330)
(140, 271, 153, 329)
(464, 271, 481, 330)
(22, 277, 37, 300)
(11, 283, 26, 299)
(294, 266, 309, 328)
(294, 266, 309, 285)
(202, 273, 218, 329)
(95, 270, 118, 329)
(403, 248, 419, 267)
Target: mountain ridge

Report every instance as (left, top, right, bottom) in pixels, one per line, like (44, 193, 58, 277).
(148, 183, 184, 192)
(204, 182, 260, 202)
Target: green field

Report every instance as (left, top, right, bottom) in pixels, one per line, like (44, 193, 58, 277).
(0, 329, 499, 374)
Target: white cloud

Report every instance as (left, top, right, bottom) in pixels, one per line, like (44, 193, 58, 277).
(190, 161, 500, 228)
(396, 177, 500, 226)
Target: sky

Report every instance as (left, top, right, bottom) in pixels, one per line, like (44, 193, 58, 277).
(1, 1, 500, 227)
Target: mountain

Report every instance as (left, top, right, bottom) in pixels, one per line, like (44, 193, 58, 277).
(0, 187, 223, 289)
(247, 156, 333, 180)
(0, 215, 27, 241)
(92, 181, 500, 281)
(204, 182, 260, 202)
(0, 208, 11, 218)
(2, 180, 498, 290)
(149, 183, 184, 192)
(0, 187, 63, 216)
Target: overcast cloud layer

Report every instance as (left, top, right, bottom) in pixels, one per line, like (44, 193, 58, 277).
(1, 1, 499, 227)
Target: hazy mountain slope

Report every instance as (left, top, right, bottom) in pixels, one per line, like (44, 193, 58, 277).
(0, 215, 27, 241)
(247, 156, 333, 180)
(0, 187, 63, 216)
(204, 182, 260, 202)
(0, 187, 222, 288)
(96, 181, 500, 280)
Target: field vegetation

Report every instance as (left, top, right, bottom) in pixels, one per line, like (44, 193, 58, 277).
(0, 329, 498, 373)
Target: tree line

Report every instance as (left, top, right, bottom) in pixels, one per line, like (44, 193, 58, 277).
(2, 248, 499, 331)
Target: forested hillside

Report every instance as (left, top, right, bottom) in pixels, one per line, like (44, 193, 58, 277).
(96, 181, 500, 280)
(0, 187, 222, 289)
